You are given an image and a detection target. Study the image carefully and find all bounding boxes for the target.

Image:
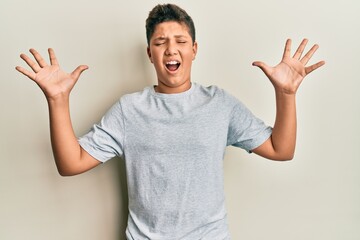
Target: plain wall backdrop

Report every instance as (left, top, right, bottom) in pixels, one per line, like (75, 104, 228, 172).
(1, 0, 359, 239)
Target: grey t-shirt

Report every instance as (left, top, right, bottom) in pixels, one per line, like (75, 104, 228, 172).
(78, 83, 272, 239)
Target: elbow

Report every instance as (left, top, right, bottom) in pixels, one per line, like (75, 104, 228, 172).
(55, 157, 85, 177)
(285, 150, 295, 161)
(272, 144, 295, 161)
(56, 166, 80, 177)
(58, 172, 73, 177)
(279, 156, 294, 161)
(274, 152, 295, 161)
(58, 169, 76, 177)
(57, 164, 91, 176)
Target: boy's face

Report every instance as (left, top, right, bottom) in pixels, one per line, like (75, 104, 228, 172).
(147, 21, 197, 94)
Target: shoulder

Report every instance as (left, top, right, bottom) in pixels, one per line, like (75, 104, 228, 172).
(194, 84, 229, 105)
(119, 86, 153, 105)
(196, 83, 223, 96)
(99, 87, 152, 118)
(195, 83, 242, 106)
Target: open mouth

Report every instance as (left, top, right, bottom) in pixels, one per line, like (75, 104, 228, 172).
(165, 60, 181, 72)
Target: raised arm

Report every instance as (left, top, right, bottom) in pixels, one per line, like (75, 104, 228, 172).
(16, 48, 100, 175)
(251, 39, 325, 160)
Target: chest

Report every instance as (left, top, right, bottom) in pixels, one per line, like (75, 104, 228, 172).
(124, 103, 230, 156)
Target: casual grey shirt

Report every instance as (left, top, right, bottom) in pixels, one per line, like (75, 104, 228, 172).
(78, 82, 272, 239)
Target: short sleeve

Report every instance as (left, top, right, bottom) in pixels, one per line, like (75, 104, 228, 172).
(226, 96, 272, 152)
(78, 101, 125, 162)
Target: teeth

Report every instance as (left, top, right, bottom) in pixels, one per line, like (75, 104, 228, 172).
(166, 61, 179, 65)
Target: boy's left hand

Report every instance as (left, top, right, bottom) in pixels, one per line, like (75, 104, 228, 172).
(252, 39, 325, 95)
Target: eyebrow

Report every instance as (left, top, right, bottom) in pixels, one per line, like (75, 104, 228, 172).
(154, 37, 166, 41)
(153, 35, 188, 41)
(174, 35, 188, 39)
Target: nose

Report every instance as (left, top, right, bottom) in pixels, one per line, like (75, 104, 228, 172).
(165, 41, 178, 56)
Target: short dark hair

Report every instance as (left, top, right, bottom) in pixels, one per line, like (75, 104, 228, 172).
(145, 4, 196, 45)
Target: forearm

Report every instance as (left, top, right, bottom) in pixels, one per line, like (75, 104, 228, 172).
(271, 90, 297, 159)
(47, 96, 83, 175)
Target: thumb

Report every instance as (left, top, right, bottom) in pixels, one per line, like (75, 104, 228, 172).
(252, 61, 272, 76)
(71, 65, 89, 80)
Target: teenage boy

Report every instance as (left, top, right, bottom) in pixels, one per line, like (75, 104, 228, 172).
(16, 3, 325, 240)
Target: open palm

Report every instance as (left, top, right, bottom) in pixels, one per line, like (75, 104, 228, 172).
(16, 48, 88, 100)
(253, 39, 325, 94)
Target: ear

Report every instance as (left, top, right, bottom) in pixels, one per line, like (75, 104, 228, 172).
(192, 41, 198, 60)
(147, 46, 153, 63)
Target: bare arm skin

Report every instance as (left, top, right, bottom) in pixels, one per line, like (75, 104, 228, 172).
(252, 39, 325, 161)
(16, 48, 100, 176)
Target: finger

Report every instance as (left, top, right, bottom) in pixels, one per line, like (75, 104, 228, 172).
(15, 66, 36, 80)
(300, 44, 319, 65)
(305, 61, 325, 75)
(71, 65, 89, 80)
(48, 48, 59, 66)
(293, 38, 308, 60)
(252, 61, 272, 77)
(29, 48, 48, 68)
(20, 53, 41, 73)
(282, 39, 292, 60)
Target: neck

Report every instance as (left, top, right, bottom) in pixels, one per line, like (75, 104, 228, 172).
(155, 81, 191, 94)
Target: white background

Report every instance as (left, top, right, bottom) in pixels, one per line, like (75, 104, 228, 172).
(1, 0, 359, 239)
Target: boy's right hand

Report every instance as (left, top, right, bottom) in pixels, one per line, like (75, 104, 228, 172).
(16, 48, 88, 101)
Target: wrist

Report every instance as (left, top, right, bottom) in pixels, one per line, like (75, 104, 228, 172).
(47, 93, 70, 106)
(274, 89, 296, 109)
(274, 86, 297, 98)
